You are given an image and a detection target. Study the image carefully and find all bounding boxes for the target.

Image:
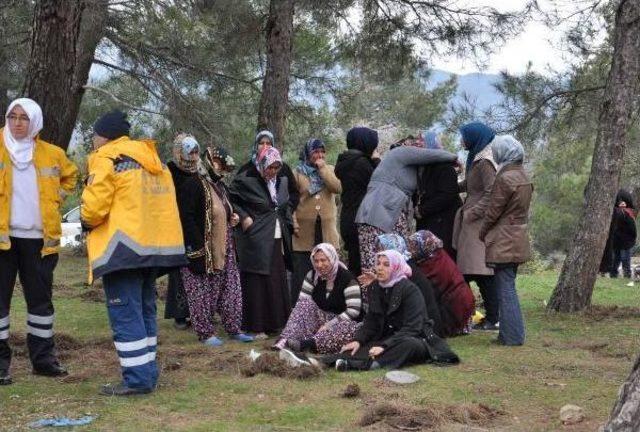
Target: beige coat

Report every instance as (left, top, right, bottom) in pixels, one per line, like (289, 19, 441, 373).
(479, 164, 533, 265)
(453, 146, 497, 275)
(293, 164, 341, 251)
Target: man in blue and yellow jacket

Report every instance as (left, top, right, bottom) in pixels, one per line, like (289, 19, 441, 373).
(0, 98, 78, 386)
(81, 110, 186, 396)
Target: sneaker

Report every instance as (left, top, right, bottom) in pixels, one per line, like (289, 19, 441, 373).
(278, 348, 311, 367)
(626, 281, 635, 287)
(473, 320, 499, 331)
(253, 332, 269, 341)
(203, 336, 224, 347)
(335, 359, 349, 372)
(100, 383, 152, 396)
(0, 369, 12, 386)
(230, 333, 255, 343)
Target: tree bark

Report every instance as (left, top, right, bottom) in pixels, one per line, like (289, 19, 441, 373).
(547, 0, 640, 312)
(256, 0, 294, 151)
(604, 352, 640, 431)
(22, 0, 108, 150)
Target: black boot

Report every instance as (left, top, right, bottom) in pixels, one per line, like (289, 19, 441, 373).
(100, 383, 152, 396)
(33, 362, 68, 377)
(0, 369, 12, 385)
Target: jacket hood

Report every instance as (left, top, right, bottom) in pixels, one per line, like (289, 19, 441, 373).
(98, 136, 163, 174)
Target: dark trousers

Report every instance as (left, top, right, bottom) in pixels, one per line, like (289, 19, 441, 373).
(164, 269, 190, 320)
(342, 231, 362, 277)
(465, 274, 499, 324)
(326, 338, 429, 370)
(103, 268, 159, 390)
(0, 237, 59, 372)
(291, 251, 313, 304)
(610, 248, 632, 278)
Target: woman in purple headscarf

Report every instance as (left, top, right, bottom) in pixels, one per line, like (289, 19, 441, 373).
(413, 130, 462, 259)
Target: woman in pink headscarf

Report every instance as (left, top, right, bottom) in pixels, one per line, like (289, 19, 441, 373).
(325, 250, 459, 371)
(229, 146, 294, 339)
(273, 243, 362, 355)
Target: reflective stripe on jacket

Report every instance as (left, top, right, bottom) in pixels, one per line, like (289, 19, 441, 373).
(81, 136, 186, 282)
(0, 129, 78, 255)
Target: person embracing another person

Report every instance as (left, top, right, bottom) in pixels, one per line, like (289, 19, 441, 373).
(479, 135, 533, 346)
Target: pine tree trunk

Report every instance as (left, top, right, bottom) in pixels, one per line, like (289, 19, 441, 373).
(22, 0, 108, 150)
(547, 0, 640, 312)
(604, 353, 640, 431)
(256, 0, 294, 151)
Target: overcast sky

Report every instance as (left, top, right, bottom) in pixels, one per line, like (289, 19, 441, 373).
(430, 0, 579, 76)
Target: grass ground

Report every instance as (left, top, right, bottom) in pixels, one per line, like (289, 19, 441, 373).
(1, 250, 639, 431)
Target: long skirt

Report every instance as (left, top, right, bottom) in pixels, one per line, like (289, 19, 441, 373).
(180, 228, 243, 340)
(357, 207, 412, 273)
(164, 269, 190, 320)
(279, 296, 361, 354)
(241, 240, 291, 334)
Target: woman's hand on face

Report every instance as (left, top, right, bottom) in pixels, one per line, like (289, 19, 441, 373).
(241, 216, 253, 232)
(357, 270, 376, 287)
(341, 341, 360, 356)
(230, 213, 240, 227)
(369, 346, 384, 358)
(314, 158, 326, 169)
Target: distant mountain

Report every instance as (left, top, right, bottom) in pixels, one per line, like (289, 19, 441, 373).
(427, 69, 504, 112)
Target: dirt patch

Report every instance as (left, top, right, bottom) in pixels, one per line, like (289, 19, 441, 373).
(9, 333, 84, 358)
(240, 352, 321, 380)
(359, 402, 505, 430)
(584, 305, 640, 321)
(78, 288, 105, 303)
(342, 383, 360, 398)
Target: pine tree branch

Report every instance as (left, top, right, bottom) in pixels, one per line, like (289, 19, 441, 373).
(83, 84, 165, 116)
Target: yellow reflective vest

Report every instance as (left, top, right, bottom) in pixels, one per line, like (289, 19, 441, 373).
(81, 136, 186, 282)
(0, 129, 78, 255)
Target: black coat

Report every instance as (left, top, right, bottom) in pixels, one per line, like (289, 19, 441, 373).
(229, 165, 293, 274)
(414, 162, 462, 258)
(238, 160, 300, 211)
(354, 278, 431, 348)
(335, 149, 380, 254)
(613, 207, 637, 250)
(408, 261, 443, 336)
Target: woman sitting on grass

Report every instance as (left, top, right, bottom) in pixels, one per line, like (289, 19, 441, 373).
(324, 250, 459, 371)
(273, 243, 362, 354)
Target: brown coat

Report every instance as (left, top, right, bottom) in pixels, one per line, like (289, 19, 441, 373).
(479, 163, 533, 265)
(452, 147, 497, 275)
(292, 163, 342, 251)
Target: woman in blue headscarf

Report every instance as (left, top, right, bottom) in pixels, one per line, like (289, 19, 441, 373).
(452, 121, 499, 331)
(413, 130, 462, 260)
(290, 138, 342, 302)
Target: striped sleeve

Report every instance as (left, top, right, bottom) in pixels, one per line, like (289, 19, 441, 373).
(339, 281, 362, 321)
(299, 271, 315, 299)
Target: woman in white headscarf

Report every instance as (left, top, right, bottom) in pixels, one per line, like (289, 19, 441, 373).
(0, 98, 78, 385)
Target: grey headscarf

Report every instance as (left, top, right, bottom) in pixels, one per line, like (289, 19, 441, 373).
(491, 135, 524, 169)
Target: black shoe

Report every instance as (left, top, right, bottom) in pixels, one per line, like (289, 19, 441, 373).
(99, 383, 152, 396)
(285, 339, 301, 352)
(173, 319, 189, 330)
(473, 319, 499, 331)
(33, 363, 68, 377)
(0, 370, 12, 386)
